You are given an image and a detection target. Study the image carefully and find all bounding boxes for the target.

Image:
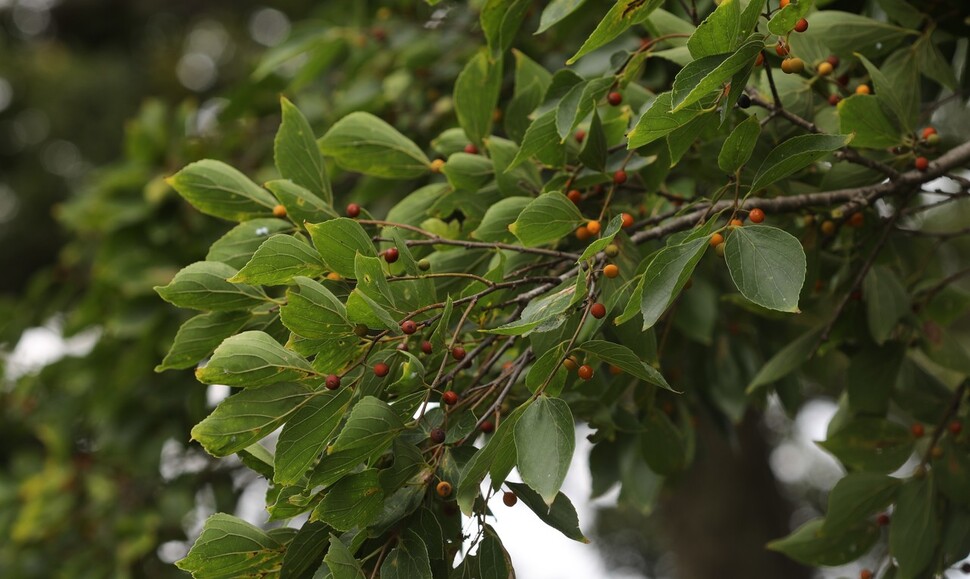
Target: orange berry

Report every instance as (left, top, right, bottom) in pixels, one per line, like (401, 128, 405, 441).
(272, 204, 287, 217)
(430, 158, 446, 173)
(781, 58, 804, 74)
(921, 127, 937, 139)
(464, 143, 479, 155)
(620, 212, 634, 228)
(860, 570, 872, 579)
(715, 242, 727, 257)
(709, 232, 724, 247)
(821, 220, 837, 235)
(729, 218, 744, 228)
(608, 364, 623, 375)
(779, 0, 789, 6)
(794, 18, 808, 33)
(578, 364, 594, 380)
(480, 420, 495, 433)
(817, 62, 833, 76)
(436, 481, 453, 497)
(575, 225, 591, 241)
(326, 272, 342, 281)
(915, 156, 929, 171)
(567, 189, 582, 204)
(374, 362, 390, 377)
(848, 212, 864, 228)
(755, 52, 765, 67)
(586, 220, 602, 235)
(775, 42, 789, 57)
(749, 208, 765, 223)
(603, 264, 619, 278)
(876, 513, 890, 526)
(855, 84, 871, 95)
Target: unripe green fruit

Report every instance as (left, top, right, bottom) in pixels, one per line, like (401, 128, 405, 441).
(417, 258, 431, 271)
(604, 244, 619, 257)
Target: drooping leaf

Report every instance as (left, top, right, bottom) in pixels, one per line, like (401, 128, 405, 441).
(177, 514, 285, 578)
(822, 473, 901, 535)
(751, 134, 852, 192)
(275, 97, 332, 203)
(306, 217, 378, 278)
(639, 237, 708, 329)
(505, 482, 589, 543)
(318, 112, 430, 179)
(746, 327, 822, 393)
(818, 418, 914, 473)
(628, 92, 707, 148)
(890, 477, 939, 579)
(577, 340, 675, 391)
(481, 0, 530, 57)
(767, 518, 880, 566)
(724, 225, 807, 312)
(167, 159, 278, 222)
(863, 265, 909, 344)
(313, 469, 385, 531)
(718, 114, 761, 173)
(567, 0, 665, 64)
(229, 234, 326, 286)
(274, 387, 353, 485)
(515, 396, 575, 505)
(156, 311, 251, 371)
(454, 49, 503, 145)
(155, 261, 267, 312)
(509, 192, 585, 247)
(838, 95, 902, 149)
(195, 331, 314, 388)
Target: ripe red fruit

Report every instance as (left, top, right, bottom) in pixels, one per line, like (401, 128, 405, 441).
(876, 513, 890, 526)
(779, 0, 790, 6)
(346, 203, 361, 218)
(775, 42, 789, 57)
(590, 303, 607, 319)
(911, 423, 925, 438)
(613, 170, 628, 185)
(401, 320, 417, 334)
(578, 364, 594, 380)
(464, 143, 479, 154)
(451, 346, 466, 361)
(915, 156, 930, 171)
(794, 18, 808, 32)
(848, 212, 864, 228)
(574, 129, 586, 143)
(373, 362, 390, 377)
(621, 212, 634, 228)
(754, 52, 764, 67)
(384, 247, 400, 263)
(430, 427, 446, 444)
(442, 390, 459, 405)
(921, 127, 937, 139)
(749, 208, 765, 223)
(325, 374, 341, 390)
(949, 420, 963, 435)
(607, 91, 623, 106)
(826, 55, 840, 68)
(503, 491, 518, 507)
(480, 420, 495, 433)
(860, 570, 872, 579)
(421, 340, 433, 354)
(567, 189, 582, 204)
(828, 94, 841, 107)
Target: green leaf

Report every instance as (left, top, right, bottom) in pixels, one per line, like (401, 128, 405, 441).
(206, 218, 292, 269)
(578, 340, 676, 391)
(838, 95, 902, 149)
(280, 277, 352, 340)
(306, 217, 378, 278)
(509, 192, 584, 247)
(481, 0, 530, 57)
(456, 401, 532, 514)
(555, 77, 613, 141)
(274, 388, 352, 485)
(807, 11, 915, 56)
(323, 534, 366, 579)
(346, 288, 399, 332)
(318, 112, 430, 179)
(766, 0, 813, 35)
(176, 513, 285, 578)
(934, 434, 970, 507)
(567, 0, 665, 65)
(818, 418, 914, 473)
(380, 530, 432, 579)
(237, 443, 275, 479)
(746, 327, 823, 393)
(639, 237, 708, 329)
(191, 383, 310, 457)
(916, 34, 959, 90)
(890, 477, 939, 579)
(167, 159, 278, 222)
(279, 522, 331, 579)
(474, 528, 514, 579)
(863, 266, 910, 345)
(718, 114, 761, 173)
(687, 0, 740, 58)
(473, 197, 531, 243)
(488, 136, 542, 196)
(576, 215, 623, 263)
(822, 473, 900, 535)
(767, 518, 880, 566)
(265, 180, 338, 226)
(331, 397, 405, 453)
(441, 152, 494, 192)
(526, 344, 569, 397)
(229, 234, 326, 286)
(314, 469, 384, 531)
(155, 261, 267, 312)
(751, 134, 852, 192)
(454, 49, 503, 145)
(724, 225, 806, 312)
(671, 38, 764, 112)
(627, 92, 706, 148)
(856, 53, 910, 131)
(515, 396, 575, 505)
(488, 280, 583, 336)
(537, 0, 587, 33)
(505, 482, 589, 542)
(196, 331, 314, 388)
(508, 109, 567, 169)
(639, 408, 686, 475)
(578, 109, 608, 172)
(846, 341, 903, 415)
(156, 311, 251, 371)
(276, 97, 332, 204)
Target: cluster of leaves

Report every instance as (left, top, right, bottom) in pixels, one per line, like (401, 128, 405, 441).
(147, 0, 970, 578)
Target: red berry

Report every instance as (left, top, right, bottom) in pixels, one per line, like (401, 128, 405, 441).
(464, 143, 479, 154)
(442, 391, 459, 405)
(384, 247, 400, 263)
(921, 127, 937, 139)
(374, 362, 390, 377)
(346, 203, 361, 218)
(613, 170, 628, 185)
(578, 364, 594, 380)
(430, 427, 446, 444)
(607, 91, 623, 106)
(794, 18, 808, 32)
(836, 74, 850, 87)
(876, 513, 890, 526)
(826, 55, 840, 68)
(621, 212, 634, 228)
(749, 208, 765, 223)
(401, 320, 417, 334)
(574, 129, 586, 143)
(325, 374, 341, 390)
(860, 570, 872, 579)
(590, 303, 607, 319)
(915, 156, 929, 171)
(911, 423, 925, 438)
(480, 420, 495, 433)
(949, 420, 963, 435)
(421, 340, 433, 355)
(567, 189, 582, 204)
(503, 491, 518, 507)
(828, 94, 841, 107)
(451, 346, 466, 361)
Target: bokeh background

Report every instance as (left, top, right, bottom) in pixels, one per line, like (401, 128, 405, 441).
(0, 1, 966, 578)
